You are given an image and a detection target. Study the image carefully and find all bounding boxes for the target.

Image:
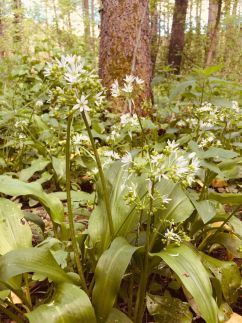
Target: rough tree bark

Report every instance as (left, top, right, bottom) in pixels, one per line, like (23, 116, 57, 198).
(82, 0, 91, 48)
(168, 0, 188, 74)
(205, 0, 222, 66)
(0, 4, 4, 57)
(99, 0, 153, 108)
(150, 1, 160, 77)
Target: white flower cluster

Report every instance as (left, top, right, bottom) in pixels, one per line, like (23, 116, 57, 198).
(107, 113, 142, 143)
(44, 55, 86, 84)
(151, 140, 200, 186)
(120, 140, 200, 187)
(111, 75, 144, 97)
(44, 55, 105, 116)
(176, 100, 241, 148)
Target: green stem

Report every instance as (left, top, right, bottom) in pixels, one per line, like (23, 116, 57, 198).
(23, 274, 32, 310)
(66, 114, 88, 294)
(81, 111, 114, 238)
(134, 181, 154, 323)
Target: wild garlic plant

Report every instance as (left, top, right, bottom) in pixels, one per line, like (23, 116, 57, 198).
(107, 78, 201, 321)
(44, 54, 109, 292)
(175, 100, 242, 149)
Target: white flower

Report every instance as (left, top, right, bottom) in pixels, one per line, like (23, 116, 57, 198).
(122, 82, 133, 94)
(176, 156, 189, 176)
(200, 121, 214, 130)
(103, 150, 120, 160)
(164, 228, 181, 242)
(199, 102, 212, 112)
(73, 134, 89, 145)
(231, 101, 240, 113)
(62, 55, 85, 83)
(135, 76, 144, 85)
(177, 120, 186, 127)
(199, 138, 208, 147)
(43, 62, 53, 77)
(151, 153, 164, 165)
(120, 113, 139, 127)
(189, 118, 198, 126)
(73, 95, 89, 112)
(121, 152, 133, 165)
(111, 80, 120, 97)
(167, 140, 179, 151)
(35, 100, 43, 107)
(95, 92, 105, 106)
(124, 75, 135, 83)
(190, 156, 200, 171)
(162, 195, 171, 204)
(64, 73, 80, 83)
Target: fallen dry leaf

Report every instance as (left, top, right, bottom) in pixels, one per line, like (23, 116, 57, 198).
(226, 313, 242, 323)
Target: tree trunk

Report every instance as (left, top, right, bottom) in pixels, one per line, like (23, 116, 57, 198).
(13, 0, 22, 42)
(150, 1, 160, 77)
(82, 0, 90, 48)
(99, 0, 152, 109)
(232, 0, 238, 16)
(0, 2, 4, 57)
(205, 0, 222, 66)
(168, 0, 188, 74)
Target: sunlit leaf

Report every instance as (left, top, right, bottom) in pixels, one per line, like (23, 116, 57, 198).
(92, 237, 140, 322)
(202, 253, 240, 303)
(0, 175, 64, 224)
(151, 244, 219, 323)
(26, 283, 96, 323)
(0, 247, 74, 284)
(208, 191, 242, 205)
(19, 158, 50, 182)
(0, 198, 32, 255)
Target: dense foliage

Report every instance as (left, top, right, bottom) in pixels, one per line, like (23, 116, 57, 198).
(0, 1, 242, 322)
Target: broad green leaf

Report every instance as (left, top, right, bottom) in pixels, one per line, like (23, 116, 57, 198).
(92, 237, 139, 322)
(211, 233, 242, 258)
(52, 157, 66, 183)
(147, 293, 193, 323)
(88, 162, 194, 256)
(229, 216, 242, 239)
(19, 158, 50, 182)
(219, 158, 242, 180)
(192, 200, 217, 224)
(201, 148, 238, 160)
(0, 198, 32, 255)
(26, 283, 96, 323)
(169, 80, 196, 101)
(208, 191, 242, 205)
(155, 179, 194, 223)
(0, 175, 64, 224)
(23, 212, 45, 232)
(106, 308, 133, 323)
(88, 162, 142, 255)
(200, 160, 223, 177)
(0, 290, 10, 300)
(0, 247, 74, 284)
(202, 254, 241, 303)
(151, 244, 219, 323)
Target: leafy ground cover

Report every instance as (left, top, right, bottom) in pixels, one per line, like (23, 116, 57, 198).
(0, 54, 241, 322)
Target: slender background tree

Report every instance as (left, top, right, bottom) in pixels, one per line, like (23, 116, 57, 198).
(168, 0, 188, 74)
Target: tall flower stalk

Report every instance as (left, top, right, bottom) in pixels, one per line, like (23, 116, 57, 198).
(66, 113, 88, 293)
(81, 110, 114, 238)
